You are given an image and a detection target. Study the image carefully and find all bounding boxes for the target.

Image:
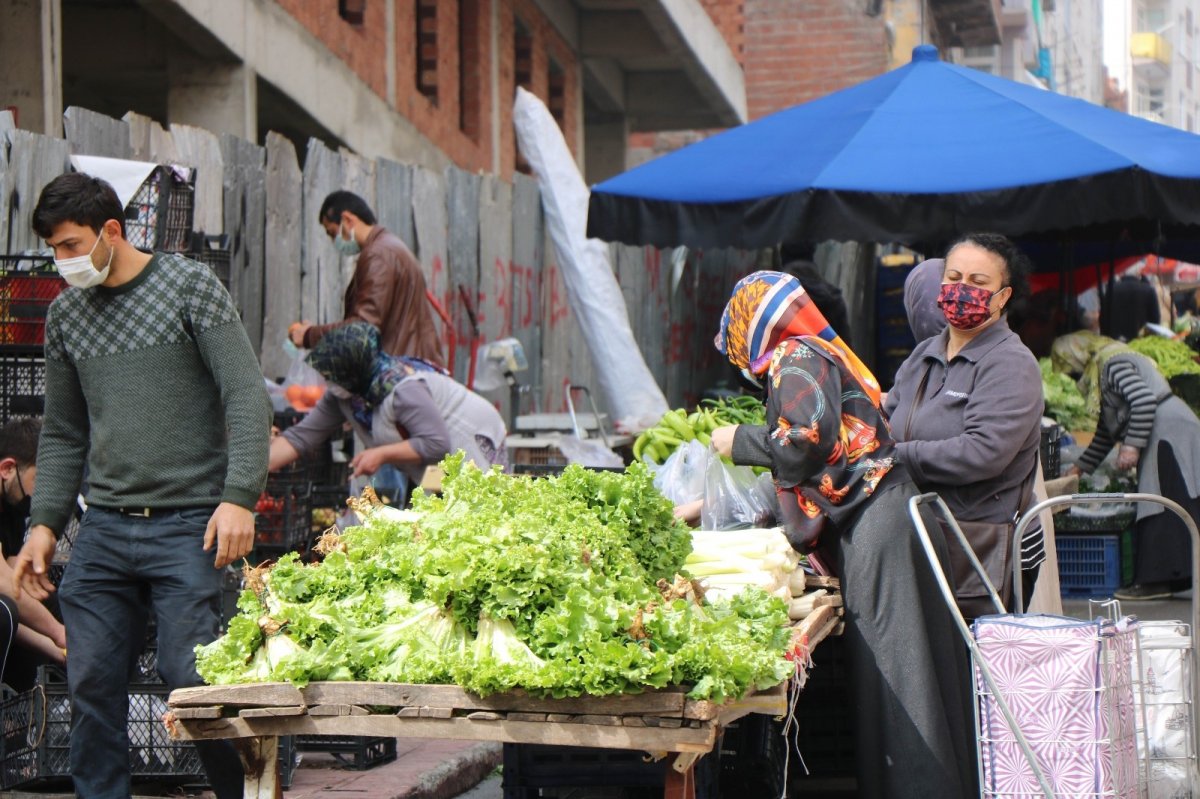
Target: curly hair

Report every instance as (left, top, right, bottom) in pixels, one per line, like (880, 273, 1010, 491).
(945, 232, 1031, 312)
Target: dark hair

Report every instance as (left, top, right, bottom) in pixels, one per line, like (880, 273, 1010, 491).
(32, 172, 125, 239)
(945, 232, 1031, 312)
(318, 191, 377, 226)
(0, 417, 41, 468)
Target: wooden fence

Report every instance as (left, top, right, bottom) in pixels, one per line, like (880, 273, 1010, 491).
(1, 106, 875, 422)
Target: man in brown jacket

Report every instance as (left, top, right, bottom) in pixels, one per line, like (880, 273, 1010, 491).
(290, 191, 445, 366)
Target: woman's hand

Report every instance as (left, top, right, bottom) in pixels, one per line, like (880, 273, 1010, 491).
(1116, 444, 1140, 471)
(1066, 464, 1083, 478)
(674, 499, 703, 527)
(710, 425, 738, 459)
(351, 446, 390, 477)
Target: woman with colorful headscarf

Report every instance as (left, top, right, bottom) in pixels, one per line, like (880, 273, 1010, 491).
(1052, 329, 1200, 600)
(710, 270, 976, 799)
(269, 322, 507, 491)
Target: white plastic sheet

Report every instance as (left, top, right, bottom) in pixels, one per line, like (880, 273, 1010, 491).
(512, 88, 668, 432)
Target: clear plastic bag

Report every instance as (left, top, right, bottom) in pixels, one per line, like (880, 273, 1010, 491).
(554, 434, 624, 469)
(652, 439, 709, 505)
(700, 453, 776, 530)
(283, 351, 326, 412)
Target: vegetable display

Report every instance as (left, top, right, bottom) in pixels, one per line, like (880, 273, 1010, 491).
(1128, 336, 1200, 379)
(1039, 358, 1093, 432)
(633, 397, 767, 464)
(197, 455, 794, 703)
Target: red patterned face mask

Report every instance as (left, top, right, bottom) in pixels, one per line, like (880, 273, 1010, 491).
(937, 282, 995, 330)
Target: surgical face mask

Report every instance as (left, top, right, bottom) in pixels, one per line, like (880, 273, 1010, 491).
(55, 231, 113, 289)
(332, 222, 361, 256)
(937, 282, 997, 331)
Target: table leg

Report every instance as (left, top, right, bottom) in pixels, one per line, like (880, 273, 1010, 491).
(663, 763, 696, 799)
(233, 735, 280, 799)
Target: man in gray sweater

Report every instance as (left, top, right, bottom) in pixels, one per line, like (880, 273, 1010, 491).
(12, 172, 270, 798)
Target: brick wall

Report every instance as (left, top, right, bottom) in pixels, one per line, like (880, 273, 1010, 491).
(631, 0, 885, 161)
(272, 0, 578, 178)
(743, 0, 887, 120)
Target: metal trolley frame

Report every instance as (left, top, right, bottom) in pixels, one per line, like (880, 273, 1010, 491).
(908, 491, 1199, 799)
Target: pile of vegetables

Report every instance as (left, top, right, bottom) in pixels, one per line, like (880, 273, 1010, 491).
(1039, 358, 1093, 432)
(1129, 336, 1200, 379)
(685, 528, 802, 603)
(633, 397, 767, 464)
(197, 455, 794, 702)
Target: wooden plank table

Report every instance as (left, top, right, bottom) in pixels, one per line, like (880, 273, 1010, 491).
(167, 594, 842, 799)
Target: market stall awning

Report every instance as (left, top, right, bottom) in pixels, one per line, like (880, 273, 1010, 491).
(586, 45, 1200, 266)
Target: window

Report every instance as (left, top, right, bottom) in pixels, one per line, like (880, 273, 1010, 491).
(514, 17, 533, 174)
(417, 0, 438, 104)
(459, 0, 481, 139)
(339, 0, 365, 25)
(547, 59, 565, 130)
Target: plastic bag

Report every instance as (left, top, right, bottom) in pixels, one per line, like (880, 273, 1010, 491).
(652, 440, 709, 505)
(283, 350, 326, 412)
(701, 453, 776, 530)
(554, 434, 624, 469)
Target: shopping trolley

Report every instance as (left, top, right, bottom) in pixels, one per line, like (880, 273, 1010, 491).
(908, 492, 1200, 799)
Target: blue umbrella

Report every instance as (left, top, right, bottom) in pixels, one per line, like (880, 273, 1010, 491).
(587, 45, 1200, 264)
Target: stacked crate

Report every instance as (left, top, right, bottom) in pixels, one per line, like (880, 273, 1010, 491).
(873, 253, 919, 390)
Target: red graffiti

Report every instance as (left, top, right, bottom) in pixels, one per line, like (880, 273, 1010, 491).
(492, 257, 512, 337)
(646, 246, 662, 296)
(513, 263, 537, 329)
(665, 320, 695, 366)
(546, 265, 569, 328)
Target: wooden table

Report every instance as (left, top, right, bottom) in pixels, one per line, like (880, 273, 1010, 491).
(167, 598, 842, 798)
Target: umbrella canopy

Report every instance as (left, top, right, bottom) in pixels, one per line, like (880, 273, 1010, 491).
(587, 45, 1200, 263)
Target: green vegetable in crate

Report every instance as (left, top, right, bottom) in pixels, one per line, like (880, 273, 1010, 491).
(1039, 358, 1093, 432)
(1128, 336, 1200, 379)
(633, 397, 766, 465)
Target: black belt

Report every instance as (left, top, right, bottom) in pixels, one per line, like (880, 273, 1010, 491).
(96, 506, 197, 518)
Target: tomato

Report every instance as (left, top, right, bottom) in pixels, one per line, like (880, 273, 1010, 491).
(302, 385, 325, 405)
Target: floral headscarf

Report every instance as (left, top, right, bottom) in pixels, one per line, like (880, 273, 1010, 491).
(307, 322, 449, 424)
(1050, 330, 1131, 418)
(715, 270, 881, 405)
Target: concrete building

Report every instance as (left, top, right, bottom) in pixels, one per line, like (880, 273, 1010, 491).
(0, 0, 747, 183)
(1108, 0, 1200, 131)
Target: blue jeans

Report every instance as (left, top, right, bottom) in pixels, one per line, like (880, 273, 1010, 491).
(58, 506, 243, 799)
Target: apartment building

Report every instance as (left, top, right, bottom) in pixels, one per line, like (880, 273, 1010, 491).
(1, 0, 746, 183)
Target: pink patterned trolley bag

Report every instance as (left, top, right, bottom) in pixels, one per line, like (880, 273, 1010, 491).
(973, 614, 1141, 798)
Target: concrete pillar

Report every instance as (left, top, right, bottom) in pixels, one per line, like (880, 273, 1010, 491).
(0, 0, 63, 135)
(167, 49, 257, 142)
(583, 118, 629, 185)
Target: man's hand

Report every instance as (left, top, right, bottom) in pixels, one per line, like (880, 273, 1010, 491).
(288, 322, 312, 348)
(12, 526, 58, 601)
(1116, 444, 1140, 471)
(710, 425, 739, 459)
(203, 503, 256, 569)
(350, 446, 389, 477)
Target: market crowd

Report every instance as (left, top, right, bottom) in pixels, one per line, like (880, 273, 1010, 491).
(1, 171, 1196, 799)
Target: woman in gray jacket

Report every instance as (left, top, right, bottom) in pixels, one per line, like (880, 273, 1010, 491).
(269, 323, 507, 492)
(885, 233, 1045, 613)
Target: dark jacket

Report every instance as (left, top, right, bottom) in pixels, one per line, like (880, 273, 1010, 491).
(304, 227, 445, 365)
(884, 319, 1043, 524)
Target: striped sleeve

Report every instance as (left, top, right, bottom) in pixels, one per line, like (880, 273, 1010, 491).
(1107, 360, 1157, 449)
(1077, 425, 1114, 473)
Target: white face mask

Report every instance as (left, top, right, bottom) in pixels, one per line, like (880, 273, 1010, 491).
(55, 231, 113, 289)
(332, 222, 361, 256)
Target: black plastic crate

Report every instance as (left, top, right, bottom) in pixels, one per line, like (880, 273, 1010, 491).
(187, 233, 231, 289)
(0, 257, 66, 347)
(253, 484, 313, 560)
(502, 742, 720, 799)
(294, 736, 397, 770)
(789, 634, 855, 779)
(124, 165, 195, 253)
(0, 348, 46, 423)
(1040, 423, 1062, 480)
(0, 665, 205, 790)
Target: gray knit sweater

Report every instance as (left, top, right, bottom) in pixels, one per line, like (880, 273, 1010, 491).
(30, 253, 270, 534)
